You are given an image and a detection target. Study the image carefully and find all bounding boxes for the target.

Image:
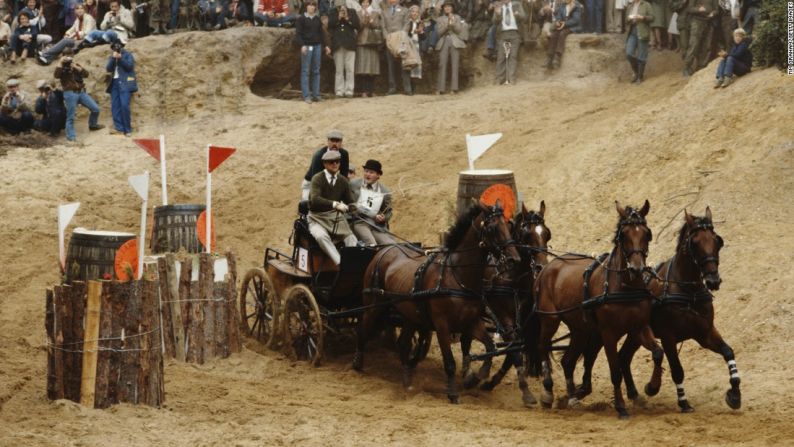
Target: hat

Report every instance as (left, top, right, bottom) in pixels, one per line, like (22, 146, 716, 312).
(6, 79, 20, 87)
(362, 159, 383, 175)
(321, 150, 342, 162)
(441, 0, 454, 8)
(36, 79, 48, 90)
(326, 129, 343, 140)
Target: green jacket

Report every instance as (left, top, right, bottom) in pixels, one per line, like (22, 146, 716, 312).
(625, 1, 654, 41)
(688, 0, 717, 22)
(309, 170, 354, 213)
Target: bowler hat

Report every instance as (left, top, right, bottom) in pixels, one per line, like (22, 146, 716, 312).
(362, 159, 383, 175)
(322, 150, 342, 161)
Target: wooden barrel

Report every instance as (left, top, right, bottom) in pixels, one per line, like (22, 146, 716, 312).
(150, 204, 206, 254)
(456, 169, 517, 217)
(65, 229, 136, 283)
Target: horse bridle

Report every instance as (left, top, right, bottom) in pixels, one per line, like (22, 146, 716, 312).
(476, 205, 516, 274)
(613, 209, 652, 268)
(516, 211, 548, 275)
(684, 221, 722, 276)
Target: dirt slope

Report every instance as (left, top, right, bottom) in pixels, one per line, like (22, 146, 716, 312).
(1, 29, 793, 446)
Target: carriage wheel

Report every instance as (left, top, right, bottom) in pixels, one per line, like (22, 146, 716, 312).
(283, 284, 324, 366)
(240, 268, 278, 349)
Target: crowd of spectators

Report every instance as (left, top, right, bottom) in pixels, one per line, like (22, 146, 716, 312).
(1, 0, 761, 136)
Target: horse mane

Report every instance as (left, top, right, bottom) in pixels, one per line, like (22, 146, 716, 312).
(676, 214, 711, 252)
(445, 204, 482, 250)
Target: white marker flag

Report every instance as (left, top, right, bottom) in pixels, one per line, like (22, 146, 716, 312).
(128, 171, 150, 279)
(466, 133, 503, 170)
(58, 202, 80, 271)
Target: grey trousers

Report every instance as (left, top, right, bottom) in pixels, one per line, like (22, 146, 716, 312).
(496, 34, 521, 84)
(385, 50, 412, 93)
(437, 42, 459, 93)
(308, 220, 357, 265)
(42, 38, 76, 62)
(352, 221, 396, 246)
(333, 47, 356, 96)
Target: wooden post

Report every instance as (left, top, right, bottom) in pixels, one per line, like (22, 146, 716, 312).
(107, 281, 125, 406)
(225, 251, 241, 354)
(53, 285, 67, 400)
(145, 279, 164, 407)
(214, 282, 228, 358)
(166, 254, 186, 361)
(156, 257, 176, 359)
(69, 281, 87, 403)
(45, 289, 57, 400)
(95, 281, 113, 408)
(137, 281, 153, 406)
(119, 281, 141, 404)
(202, 254, 216, 360)
(80, 281, 102, 407)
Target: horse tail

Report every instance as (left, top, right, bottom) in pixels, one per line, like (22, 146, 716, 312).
(524, 310, 542, 378)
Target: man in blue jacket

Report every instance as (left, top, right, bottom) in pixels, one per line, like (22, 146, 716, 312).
(714, 28, 751, 88)
(105, 41, 137, 136)
(545, 0, 582, 69)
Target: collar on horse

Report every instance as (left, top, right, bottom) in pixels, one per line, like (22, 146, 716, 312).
(655, 254, 714, 308)
(581, 249, 652, 310)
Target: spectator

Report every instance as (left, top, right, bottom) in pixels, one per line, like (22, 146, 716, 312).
(648, 0, 668, 49)
(738, 0, 759, 35)
(494, 0, 524, 84)
(670, 0, 688, 58)
(420, 0, 441, 53)
(625, 0, 653, 84)
(224, 0, 253, 26)
(84, 0, 98, 19)
(0, 79, 34, 133)
(682, 0, 715, 76)
(0, 18, 9, 60)
(355, 0, 381, 97)
(328, 1, 359, 98)
(585, 0, 603, 34)
(714, 27, 750, 88)
(1, 0, 10, 23)
(301, 129, 350, 200)
(149, 0, 172, 34)
(81, 0, 135, 48)
(38, 3, 96, 65)
(350, 159, 395, 246)
(714, 0, 735, 53)
(199, 0, 227, 30)
(19, 0, 52, 46)
(254, 0, 297, 27)
(105, 40, 137, 136)
(296, 0, 326, 103)
(406, 5, 424, 88)
(545, 0, 582, 69)
(605, 0, 623, 33)
(9, 11, 37, 63)
(55, 50, 103, 140)
(435, 0, 464, 94)
(381, 0, 411, 95)
(33, 79, 66, 136)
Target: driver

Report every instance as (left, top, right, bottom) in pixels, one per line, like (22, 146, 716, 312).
(308, 150, 358, 265)
(301, 129, 351, 200)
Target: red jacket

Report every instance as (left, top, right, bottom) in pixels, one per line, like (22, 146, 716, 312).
(257, 0, 288, 15)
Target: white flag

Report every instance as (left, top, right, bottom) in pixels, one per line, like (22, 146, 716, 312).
(58, 202, 80, 270)
(466, 133, 503, 170)
(128, 171, 150, 201)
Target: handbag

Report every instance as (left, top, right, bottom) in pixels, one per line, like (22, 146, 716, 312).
(363, 27, 384, 46)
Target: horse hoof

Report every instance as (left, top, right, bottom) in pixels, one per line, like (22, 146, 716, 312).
(448, 395, 460, 404)
(479, 381, 496, 392)
(522, 393, 537, 407)
(679, 400, 695, 413)
(540, 390, 553, 408)
(352, 354, 363, 372)
(568, 397, 582, 409)
(725, 389, 742, 410)
(617, 408, 630, 420)
(627, 386, 639, 401)
(462, 373, 480, 390)
(574, 385, 592, 400)
(644, 382, 660, 397)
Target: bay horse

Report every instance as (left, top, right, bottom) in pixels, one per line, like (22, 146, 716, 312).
(619, 207, 741, 412)
(463, 201, 551, 407)
(529, 200, 664, 419)
(353, 201, 521, 404)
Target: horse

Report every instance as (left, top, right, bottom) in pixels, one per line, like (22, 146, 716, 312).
(461, 201, 551, 407)
(353, 201, 521, 404)
(618, 207, 741, 412)
(529, 200, 664, 419)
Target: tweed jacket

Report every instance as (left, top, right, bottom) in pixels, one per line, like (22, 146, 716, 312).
(381, 3, 410, 34)
(309, 170, 354, 213)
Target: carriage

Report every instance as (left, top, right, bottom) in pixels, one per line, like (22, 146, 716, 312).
(238, 202, 431, 365)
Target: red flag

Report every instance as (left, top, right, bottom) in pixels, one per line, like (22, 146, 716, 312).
(208, 145, 236, 173)
(133, 138, 161, 161)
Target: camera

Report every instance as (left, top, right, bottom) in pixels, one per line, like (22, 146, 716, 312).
(110, 42, 124, 52)
(62, 57, 73, 68)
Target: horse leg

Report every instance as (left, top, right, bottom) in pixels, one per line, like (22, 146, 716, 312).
(513, 350, 537, 407)
(353, 307, 382, 371)
(696, 327, 741, 410)
(479, 353, 511, 391)
(660, 336, 693, 412)
(637, 326, 664, 397)
(618, 333, 642, 400)
(561, 334, 585, 408)
(538, 317, 561, 408)
(459, 331, 473, 384)
(575, 336, 602, 400)
(397, 325, 417, 389)
(463, 322, 495, 389)
(435, 321, 459, 404)
(602, 331, 629, 419)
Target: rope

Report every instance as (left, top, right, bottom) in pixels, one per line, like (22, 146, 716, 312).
(51, 327, 161, 347)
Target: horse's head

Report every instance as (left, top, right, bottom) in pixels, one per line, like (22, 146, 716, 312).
(476, 199, 521, 271)
(614, 200, 653, 281)
(681, 206, 723, 290)
(514, 200, 551, 273)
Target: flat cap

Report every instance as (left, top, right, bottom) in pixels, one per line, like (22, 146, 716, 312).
(36, 79, 48, 89)
(6, 78, 20, 87)
(321, 150, 342, 161)
(326, 129, 343, 140)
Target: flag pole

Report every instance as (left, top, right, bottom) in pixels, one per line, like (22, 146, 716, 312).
(206, 144, 211, 254)
(466, 134, 474, 171)
(160, 134, 168, 206)
(137, 171, 149, 279)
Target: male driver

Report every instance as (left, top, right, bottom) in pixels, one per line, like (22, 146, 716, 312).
(350, 159, 395, 246)
(301, 129, 350, 200)
(308, 150, 357, 265)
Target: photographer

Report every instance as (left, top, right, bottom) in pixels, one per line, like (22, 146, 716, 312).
(38, 3, 96, 65)
(0, 79, 34, 134)
(33, 79, 66, 137)
(328, 1, 359, 98)
(82, 0, 134, 48)
(105, 40, 137, 137)
(55, 49, 103, 141)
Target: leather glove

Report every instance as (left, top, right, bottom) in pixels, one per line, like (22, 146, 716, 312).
(333, 201, 349, 213)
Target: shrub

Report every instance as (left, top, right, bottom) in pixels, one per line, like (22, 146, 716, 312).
(750, 1, 788, 70)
